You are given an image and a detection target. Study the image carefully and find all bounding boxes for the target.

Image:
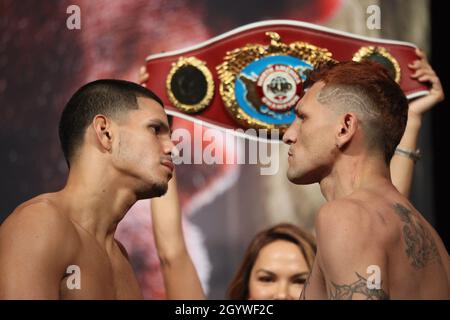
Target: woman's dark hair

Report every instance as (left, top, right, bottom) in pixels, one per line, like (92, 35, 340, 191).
(226, 223, 316, 299)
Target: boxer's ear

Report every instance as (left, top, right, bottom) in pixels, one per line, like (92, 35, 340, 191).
(92, 115, 113, 152)
(335, 112, 358, 149)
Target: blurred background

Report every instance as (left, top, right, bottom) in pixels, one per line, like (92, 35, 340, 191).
(1, 0, 448, 298)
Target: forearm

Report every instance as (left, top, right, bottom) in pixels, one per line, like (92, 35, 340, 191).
(159, 252, 206, 299)
(151, 175, 205, 299)
(151, 197, 187, 261)
(390, 113, 422, 197)
(151, 206, 205, 299)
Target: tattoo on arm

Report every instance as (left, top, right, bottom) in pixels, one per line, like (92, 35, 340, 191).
(329, 272, 389, 300)
(393, 203, 441, 269)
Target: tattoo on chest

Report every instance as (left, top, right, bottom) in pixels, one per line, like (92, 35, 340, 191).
(393, 203, 441, 269)
(329, 273, 389, 300)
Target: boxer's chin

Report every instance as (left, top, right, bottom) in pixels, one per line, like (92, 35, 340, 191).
(152, 181, 168, 198)
(287, 167, 312, 185)
(287, 165, 324, 185)
(286, 167, 301, 184)
(136, 181, 168, 200)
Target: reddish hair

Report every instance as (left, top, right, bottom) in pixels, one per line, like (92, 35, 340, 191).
(304, 60, 408, 163)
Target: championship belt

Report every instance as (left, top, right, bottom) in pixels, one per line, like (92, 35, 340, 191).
(145, 20, 428, 137)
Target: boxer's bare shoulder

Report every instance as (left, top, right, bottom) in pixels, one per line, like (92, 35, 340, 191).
(312, 198, 388, 299)
(315, 196, 394, 245)
(313, 189, 450, 299)
(1, 193, 81, 246)
(0, 193, 80, 299)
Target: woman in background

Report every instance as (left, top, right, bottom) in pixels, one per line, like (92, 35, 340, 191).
(226, 223, 316, 300)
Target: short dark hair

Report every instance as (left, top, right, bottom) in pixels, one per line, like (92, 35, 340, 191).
(304, 61, 408, 164)
(59, 79, 164, 167)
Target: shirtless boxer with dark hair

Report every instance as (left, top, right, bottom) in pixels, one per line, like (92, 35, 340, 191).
(0, 80, 175, 299)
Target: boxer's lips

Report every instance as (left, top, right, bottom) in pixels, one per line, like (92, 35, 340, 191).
(161, 159, 174, 172)
(288, 150, 294, 160)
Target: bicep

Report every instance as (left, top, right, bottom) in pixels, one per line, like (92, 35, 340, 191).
(0, 249, 62, 299)
(316, 204, 390, 300)
(321, 257, 389, 300)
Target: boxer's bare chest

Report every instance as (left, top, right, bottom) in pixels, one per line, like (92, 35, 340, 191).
(59, 230, 142, 299)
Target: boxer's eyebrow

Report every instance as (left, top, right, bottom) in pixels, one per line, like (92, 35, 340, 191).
(147, 119, 170, 133)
